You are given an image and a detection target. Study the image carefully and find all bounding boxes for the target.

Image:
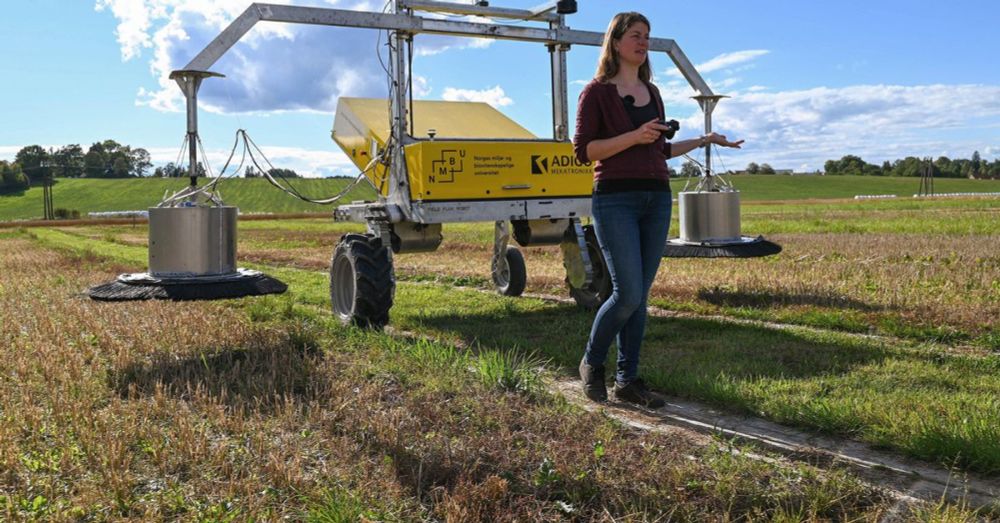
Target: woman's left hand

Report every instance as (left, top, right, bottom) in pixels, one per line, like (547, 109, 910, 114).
(706, 132, 744, 148)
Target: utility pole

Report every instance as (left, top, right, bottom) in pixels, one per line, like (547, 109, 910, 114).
(918, 157, 935, 197)
(40, 160, 54, 220)
(46, 174, 54, 219)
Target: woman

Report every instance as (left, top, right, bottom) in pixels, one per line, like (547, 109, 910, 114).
(573, 12, 743, 407)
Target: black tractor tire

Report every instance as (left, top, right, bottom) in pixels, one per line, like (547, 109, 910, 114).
(568, 225, 612, 311)
(492, 245, 527, 297)
(330, 233, 394, 329)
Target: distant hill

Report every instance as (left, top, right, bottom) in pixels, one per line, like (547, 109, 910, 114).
(0, 175, 996, 221)
(0, 178, 376, 221)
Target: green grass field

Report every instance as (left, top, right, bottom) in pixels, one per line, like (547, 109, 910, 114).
(2, 177, 999, 519)
(1, 175, 997, 221)
(15, 192, 1000, 475)
(1, 230, 912, 520)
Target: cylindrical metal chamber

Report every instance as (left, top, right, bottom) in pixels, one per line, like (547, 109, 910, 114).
(678, 191, 741, 243)
(512, 218, 570, 246)
(148, 206, 237, 277)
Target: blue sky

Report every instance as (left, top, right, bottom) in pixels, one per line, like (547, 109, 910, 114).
(2, 0, 999, 177)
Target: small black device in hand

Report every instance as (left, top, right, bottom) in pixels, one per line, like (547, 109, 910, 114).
(623, 94, 680, 140)
(658, 119, 680, 140)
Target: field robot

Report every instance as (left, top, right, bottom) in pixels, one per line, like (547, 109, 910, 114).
(160, 0, 756, 326)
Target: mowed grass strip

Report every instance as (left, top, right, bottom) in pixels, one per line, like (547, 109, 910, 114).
(229, 200, 1000, 349)
(0, 237, 908, 520)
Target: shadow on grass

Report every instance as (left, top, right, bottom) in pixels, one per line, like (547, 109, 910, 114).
(109, 337, 321, 412)
(697, 286, 888, 312)
(415, 301, 888, 388)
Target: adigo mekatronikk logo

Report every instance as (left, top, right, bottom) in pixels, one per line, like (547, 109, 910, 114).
(531, 154, 591, 175)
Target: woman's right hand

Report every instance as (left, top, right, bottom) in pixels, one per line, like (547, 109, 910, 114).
(631, 118, 670, 145)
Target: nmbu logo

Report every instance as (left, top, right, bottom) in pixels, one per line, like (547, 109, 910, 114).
(430, 149, 465, 183)
(531, 154, 590, 175)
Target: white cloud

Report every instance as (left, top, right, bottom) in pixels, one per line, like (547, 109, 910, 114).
(245, 145, 358, 178)
(0, 146, 24, 160)
(95, 0, 158, 61)
(412, 74, 432, 97)
(709, 77, 743, 91)
(97, 0, 493, 115)
(441, 85, 513, 107)
(415, 34, 493, 56)
(657, 50, 770, 102)
(682, 83, 1000, 171)
(412, 12, 495, 56)
(0, 145, 65, 161)
(667, 49, 769, 78)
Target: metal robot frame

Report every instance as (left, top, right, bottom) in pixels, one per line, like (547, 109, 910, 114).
(171, 0, 723, 325)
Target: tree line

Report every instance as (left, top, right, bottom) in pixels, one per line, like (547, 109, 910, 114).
(1, 141, 153, 191)
(675, 151, 998, 179)
(4, 142, 995, 192)
(1, 142, 301, 191)
(678, 161, 781, 177)
(822, 152, 998, 178)
(148, 164, 299, 178)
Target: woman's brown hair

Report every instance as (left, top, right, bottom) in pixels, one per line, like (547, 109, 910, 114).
(595, 12, 652, 83)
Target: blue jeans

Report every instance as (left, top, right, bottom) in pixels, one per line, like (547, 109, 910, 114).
(584, 190, 672, 385)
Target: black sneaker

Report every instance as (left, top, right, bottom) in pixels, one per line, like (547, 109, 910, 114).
(579, 357, 607, 402)
(613, 379, 665, 409)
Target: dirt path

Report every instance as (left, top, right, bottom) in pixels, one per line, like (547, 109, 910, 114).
(549, 378, 1000, 510)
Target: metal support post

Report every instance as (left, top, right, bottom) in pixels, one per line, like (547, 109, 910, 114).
(180, 77, 201, 188)
(388, 1, 414, 215)
(492, 220, 510, 278)
(548, 18, 570, 141)
(170, 70, 224, 192)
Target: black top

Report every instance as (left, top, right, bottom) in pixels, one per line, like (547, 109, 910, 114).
(623, 91, 660, 130)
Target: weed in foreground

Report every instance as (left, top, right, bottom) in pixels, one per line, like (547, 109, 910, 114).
(473, 347, 548, 395)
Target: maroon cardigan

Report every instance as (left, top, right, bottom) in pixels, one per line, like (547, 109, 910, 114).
(573, 79, 672, 182)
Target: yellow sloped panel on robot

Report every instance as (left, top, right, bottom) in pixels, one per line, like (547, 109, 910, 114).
(405, 141, 593, 201)
(332, 98, 543, 197)
(336, 97, 537, 143)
